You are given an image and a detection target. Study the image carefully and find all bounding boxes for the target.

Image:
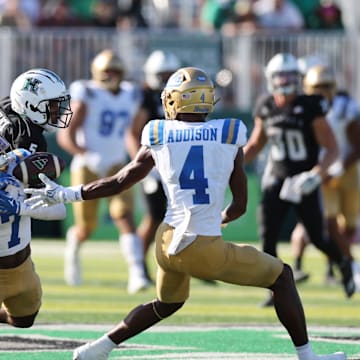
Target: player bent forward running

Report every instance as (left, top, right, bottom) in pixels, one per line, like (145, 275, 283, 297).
(0, 145, 66, 328)
(24, 67, 347, 360)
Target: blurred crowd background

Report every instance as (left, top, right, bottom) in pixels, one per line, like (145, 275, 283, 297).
(0, 0, 354, 32)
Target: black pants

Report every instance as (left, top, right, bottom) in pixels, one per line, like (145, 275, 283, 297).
(258, 179, 343, 264)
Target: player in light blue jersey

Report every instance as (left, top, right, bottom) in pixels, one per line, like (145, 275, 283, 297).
(26, 67, 347, 360)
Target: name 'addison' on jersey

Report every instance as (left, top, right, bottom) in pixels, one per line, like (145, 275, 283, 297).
(254, 93, 329, 178)
(141, 118, 247, 244)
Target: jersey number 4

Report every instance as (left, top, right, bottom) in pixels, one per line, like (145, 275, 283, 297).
(179, 145, 210, 204)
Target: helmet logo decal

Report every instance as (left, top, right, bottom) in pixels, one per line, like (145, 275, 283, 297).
(22, 78, 42, 94)
(31, 157, 48, 170)
(167, 73, 183, 87)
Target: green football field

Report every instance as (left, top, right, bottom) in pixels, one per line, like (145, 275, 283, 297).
(1, 239, 360, 359)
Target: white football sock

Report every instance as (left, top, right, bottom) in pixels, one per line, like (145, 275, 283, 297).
(95, 334, 117, 349)
(66, 226, 80, 251)
(119, 233, 144, 265)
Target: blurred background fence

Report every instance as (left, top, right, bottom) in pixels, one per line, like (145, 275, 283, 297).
(1, 29, 359, 112)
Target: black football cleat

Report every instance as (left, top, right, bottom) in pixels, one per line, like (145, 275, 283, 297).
(339, 259, 355, 298)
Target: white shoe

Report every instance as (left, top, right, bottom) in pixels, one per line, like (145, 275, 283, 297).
(73, 341, 110, 360)
(352, 261, 360, 292)
(127, 275, 152, 294)
(312, 352, 346, 360)
(64, 242, 82, 286)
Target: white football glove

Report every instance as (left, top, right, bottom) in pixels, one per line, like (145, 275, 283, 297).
(24, 173, 83, 208)
(294, 170, 322, 196)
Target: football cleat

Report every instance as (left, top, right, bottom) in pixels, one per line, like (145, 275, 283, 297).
(73, 342, 110, 360)
(293, 270, 310, 284)
(339, 259, 355, 298)
(258, 291, 274, 308)
(311, 352, 346, 360)
(127, 274, 152, 294)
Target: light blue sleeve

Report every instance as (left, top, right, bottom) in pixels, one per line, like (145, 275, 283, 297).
(69, 81, 88, 102)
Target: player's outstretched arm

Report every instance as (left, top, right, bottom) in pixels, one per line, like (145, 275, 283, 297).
(25, 146, 155, 207)
(82, 145, 154, 199)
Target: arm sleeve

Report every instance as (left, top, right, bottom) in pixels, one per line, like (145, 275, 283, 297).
(29, 202, 66, 220)
(69, 81, 88, 102)
(345, 98, 360, 122)
(0, 116, 19, 150)
(237, 120, 248, 147)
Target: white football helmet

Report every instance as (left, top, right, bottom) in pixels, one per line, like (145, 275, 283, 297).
(265, 53, 300, 95)
(143, 50, 181, 90)
(10, 68, 72, 130)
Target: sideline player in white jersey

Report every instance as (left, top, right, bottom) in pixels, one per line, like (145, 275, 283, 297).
(290, 64, 360, 284)
(26, 67, 347, 360)
(57, 49, 151, 293)
(0, 142, 66, 328)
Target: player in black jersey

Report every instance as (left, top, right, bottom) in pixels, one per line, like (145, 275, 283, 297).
(244, 53, 355, 305)
(0, 68, 71, 328)
(126, 50, 180, 281)
(0, 68, 73, 153)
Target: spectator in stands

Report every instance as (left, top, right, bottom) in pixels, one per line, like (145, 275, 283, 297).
(90, 0, 119, 27)
(37, 0, 85, 27)
(253, 0, 304, 30)
(336, 0, 360, 32)
(0, 0, 41, 27)
(0, 0, 33, 29)
(117, 0, 148, 29)
(221, 0, 259, 35)
(200, 0, 238, 32)
(311, 0, 343, 30)
(68, 0, 96, 21)
(290, 0, 320, 29)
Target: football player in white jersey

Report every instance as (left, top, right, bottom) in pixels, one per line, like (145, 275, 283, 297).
(26, 67, 346, 360)
(291, 64, 360, 284)
(56, 49, 151, 293)
(0, 144, 66, 328)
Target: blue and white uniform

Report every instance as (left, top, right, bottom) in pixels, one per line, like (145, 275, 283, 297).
(142, 118, 247, 254)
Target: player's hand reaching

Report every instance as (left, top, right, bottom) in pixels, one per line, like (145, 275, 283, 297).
(294, 170, 322, 195)
(24, 173, 83, 208)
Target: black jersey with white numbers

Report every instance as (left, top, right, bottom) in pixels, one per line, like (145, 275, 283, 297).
(0, 96, 47, 153)
(141, 87, 163, 121)
(254, 93, 328, 178)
